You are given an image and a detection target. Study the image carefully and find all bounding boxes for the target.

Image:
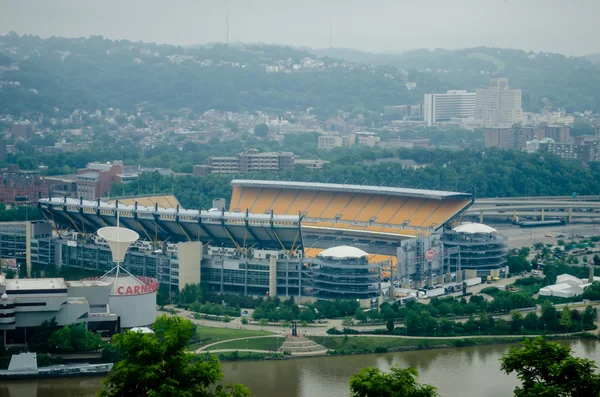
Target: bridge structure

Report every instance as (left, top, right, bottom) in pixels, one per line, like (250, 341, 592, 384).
(466, 195, 600, 223)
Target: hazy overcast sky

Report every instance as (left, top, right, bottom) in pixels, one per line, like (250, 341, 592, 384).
(1, 0, 598, 55)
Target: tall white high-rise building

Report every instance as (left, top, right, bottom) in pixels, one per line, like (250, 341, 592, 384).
(475, 77, 523, 128)
(423, 90, 476, 126)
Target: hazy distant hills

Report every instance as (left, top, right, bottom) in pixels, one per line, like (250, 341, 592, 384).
(0, 33, 599, 118)
(587, 53, 600, 64)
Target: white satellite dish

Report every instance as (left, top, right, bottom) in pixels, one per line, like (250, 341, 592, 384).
(97, 227, 139, 263)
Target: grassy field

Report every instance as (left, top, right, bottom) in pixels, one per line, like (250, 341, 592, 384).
(308, 335, 525, 354)
(188, 326, 275, 351)
(206, 336, 285, 352)
(512, 283, 543, 296)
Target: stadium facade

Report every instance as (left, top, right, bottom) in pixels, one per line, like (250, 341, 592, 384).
(27, 180, 490, 303)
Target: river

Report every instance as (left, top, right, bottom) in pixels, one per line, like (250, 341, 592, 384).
(1, 340, 599, 397)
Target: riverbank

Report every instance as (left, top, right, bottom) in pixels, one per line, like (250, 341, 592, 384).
(307, 332, 599, 356)
(191, 331, 599, 362)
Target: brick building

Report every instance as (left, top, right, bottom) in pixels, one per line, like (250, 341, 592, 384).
(0, 166, 48, 205)
(76, 161, 123, 200)
(10, 124, 33, 140)
(484, 126, 535, 150)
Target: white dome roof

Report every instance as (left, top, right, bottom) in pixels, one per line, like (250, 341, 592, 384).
(453, 222, 497, 234)
(318, 246, 368, 260)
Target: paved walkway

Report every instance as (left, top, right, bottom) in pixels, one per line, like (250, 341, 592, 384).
(196, 335, 281, 353)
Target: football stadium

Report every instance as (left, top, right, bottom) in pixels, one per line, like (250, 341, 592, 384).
(36, 179, 475, 305)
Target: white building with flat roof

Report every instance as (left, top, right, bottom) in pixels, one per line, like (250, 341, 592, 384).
(423, 90, 476, 126)
(0, 272, 156, 345)
(475, 77, 523, 128)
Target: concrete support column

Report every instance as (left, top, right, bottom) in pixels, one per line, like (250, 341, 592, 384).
(569, 207, 573, 224)
(541, 209, 545, 221)
(269, 256, 277, 298)
(26, 221, 32, 278)
(479, 212, 483, 223)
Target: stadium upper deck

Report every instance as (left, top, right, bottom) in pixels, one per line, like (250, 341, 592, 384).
(38, 197, 302, 251)
(230, 180, 473, 237)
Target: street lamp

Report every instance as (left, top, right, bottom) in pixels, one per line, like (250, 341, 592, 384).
(544, 323, 546, 334)
(478, 326, 481, 336)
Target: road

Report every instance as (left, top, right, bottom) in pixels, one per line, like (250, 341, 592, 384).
(492, 223, 600, 249)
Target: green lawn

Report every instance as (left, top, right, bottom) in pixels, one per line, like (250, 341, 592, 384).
(511, 283, 543, 296)
(188, 326, 275, 351)
(206, 336, 285, 352)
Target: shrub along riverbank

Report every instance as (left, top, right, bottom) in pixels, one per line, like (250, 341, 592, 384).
(307, 333, 598, 356)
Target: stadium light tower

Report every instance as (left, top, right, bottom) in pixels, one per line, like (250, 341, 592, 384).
(97, 216, 140, 294)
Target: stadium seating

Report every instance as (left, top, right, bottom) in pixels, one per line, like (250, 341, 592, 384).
(305, 192, 335, 218)
(320, 193, 353, 219)
(408, 199, 441, 227)
(288, 191, 318, 214)
(236, 187, 262, 212)
(339, 194, 371, 221)
(232, 183, 471, 238)
(252, 188, 281, 214)
(387, 198, 425, 225)
(230, 186, 242, 211)
(375, 197, 407, 223)
(354, 196, 389, 221)
(271, 190, 298, 214)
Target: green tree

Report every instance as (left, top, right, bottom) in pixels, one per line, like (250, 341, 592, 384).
(349, 365, 438, 397)
(48, 323, 103, 353)
(99, 315, 250, 397)
(354, 307, 367, 323)
(222, 315, 232, 328)
(500, 337, 600, 397)
(259, 318, 268, 330)
(582, 305, 596, 325)
(540, 300, 559, 331)
(156, 284, 170, 307)
(559, 307, 572, 332)
(342, 316, 355, 329)
(582, 282, 600, 301)
(386, 318, 395, 333)
(28, 317, 59, 352)
(298, 308, 315, 323)
(240, 318, 249, 328)
(254, 123, 269, 137)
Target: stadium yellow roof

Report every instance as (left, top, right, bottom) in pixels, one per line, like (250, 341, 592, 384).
(108, 195, 181, 209)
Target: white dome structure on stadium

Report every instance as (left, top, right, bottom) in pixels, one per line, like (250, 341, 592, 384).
(318, 246, 368, 260)
(452, 223, 497, 234)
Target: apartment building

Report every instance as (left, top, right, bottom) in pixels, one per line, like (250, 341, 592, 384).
(538, 140, 600, 163)
(475, 77, 523, 128)
(484, 126, 536, 150)
(204, 149, 295, 174)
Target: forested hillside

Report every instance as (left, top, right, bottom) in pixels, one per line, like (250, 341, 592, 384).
(0, 34, 420, 117)
(1, 33, 599, 117)
(314, 47, 600, 113)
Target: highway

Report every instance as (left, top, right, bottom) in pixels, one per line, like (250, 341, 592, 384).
(465, 195, 600, 223)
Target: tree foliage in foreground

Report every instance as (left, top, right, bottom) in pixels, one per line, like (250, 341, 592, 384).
(349, 365, 438, 397)
(500, 337, 600, 397)
(99, 315, 250, 397)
